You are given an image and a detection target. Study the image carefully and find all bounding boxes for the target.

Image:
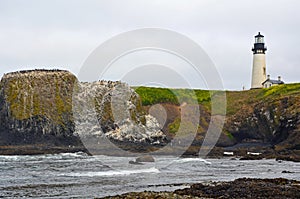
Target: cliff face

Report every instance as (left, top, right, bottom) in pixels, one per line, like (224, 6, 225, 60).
(0, 70, 166, 154)
(72, 81, 167, 154)
(0, 70, 79, 148)
(224, 87, 300, 154)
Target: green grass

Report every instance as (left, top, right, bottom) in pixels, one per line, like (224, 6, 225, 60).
(134, 87, 211, 106)
(134, 87, 179, 105)
(262, 83, 300, 97)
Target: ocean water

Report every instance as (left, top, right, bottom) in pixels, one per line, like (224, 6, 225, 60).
(0, 152, 299, 198)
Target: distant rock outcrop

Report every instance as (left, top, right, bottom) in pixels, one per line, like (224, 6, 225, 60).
(0, 70, 81, 153)
(0, 70, 167, 155)
(72, 80, 168, 154)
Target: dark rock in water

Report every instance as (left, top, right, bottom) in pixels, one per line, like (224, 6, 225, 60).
(240, 155, 263, 160)
(282, 170, 294, 173)
(136, 155, 155, 162)
(128, 160, 143, 165)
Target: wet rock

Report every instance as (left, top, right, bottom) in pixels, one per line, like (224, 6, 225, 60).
(101, 178, 300, 199)
(128, 160, 143, 165)
(99, 191, 201, 199)
(136, 155, 155, 162)
(174, 178, 300, 199)
(282, 170, 294, 173)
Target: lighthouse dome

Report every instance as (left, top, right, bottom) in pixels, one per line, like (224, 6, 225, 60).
(255, 32, 264, 38)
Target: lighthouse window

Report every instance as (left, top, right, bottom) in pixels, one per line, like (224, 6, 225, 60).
(256, 37, 264, 43)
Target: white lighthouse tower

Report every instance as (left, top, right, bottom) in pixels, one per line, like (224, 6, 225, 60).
(251, 32, 267, 89)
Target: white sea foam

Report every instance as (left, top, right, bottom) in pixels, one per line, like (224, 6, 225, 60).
(0, 155, 23, 161)
(0, 152, 91, 164)
(173, 158, 211, 165)
(63, 167, 160, 177)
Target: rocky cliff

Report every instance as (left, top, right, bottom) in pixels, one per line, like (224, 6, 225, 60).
(0, 70, 166, 155)
(224, 85, 300, 157)
(0, 70, 81, 154)
(0, 69, 299, 157)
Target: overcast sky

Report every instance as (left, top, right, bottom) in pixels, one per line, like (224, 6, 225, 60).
(0, 0, 299, 90)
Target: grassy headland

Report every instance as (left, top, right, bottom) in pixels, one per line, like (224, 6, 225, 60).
(135, 83, 300, 115)
(135, 83, 300, 157)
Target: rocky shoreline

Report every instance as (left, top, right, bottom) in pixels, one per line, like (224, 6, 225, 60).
(100, 178, 300, 199)
(1, 144, 299, 163)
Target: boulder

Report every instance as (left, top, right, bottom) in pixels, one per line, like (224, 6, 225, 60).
(136, 155, 155, 162)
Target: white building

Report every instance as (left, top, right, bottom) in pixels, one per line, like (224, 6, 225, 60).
(251, 32, 267, 89)
(262, 75, 284, 88)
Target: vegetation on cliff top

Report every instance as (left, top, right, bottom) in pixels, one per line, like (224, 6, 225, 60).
(134, 87, 211, 106)
(1, 70, 76, 125)
(135, 83, 300, 116)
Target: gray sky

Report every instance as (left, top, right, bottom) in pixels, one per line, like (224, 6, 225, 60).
(0, 0, 299, 90)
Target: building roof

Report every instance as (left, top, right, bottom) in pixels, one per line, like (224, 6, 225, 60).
(262, 79, 284, 85)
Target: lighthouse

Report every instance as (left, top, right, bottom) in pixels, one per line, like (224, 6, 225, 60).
(251, 32, 267, 89)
